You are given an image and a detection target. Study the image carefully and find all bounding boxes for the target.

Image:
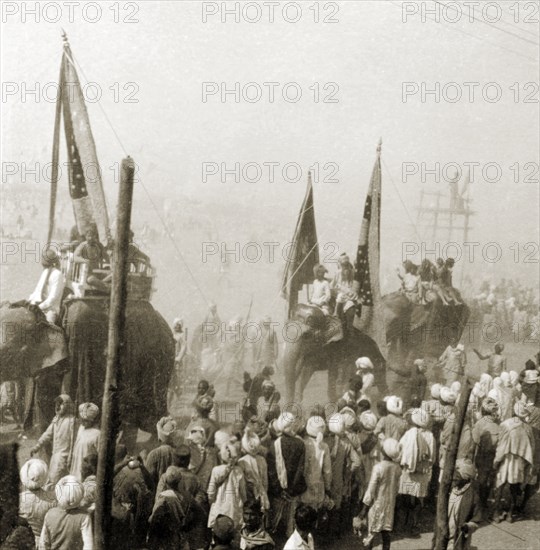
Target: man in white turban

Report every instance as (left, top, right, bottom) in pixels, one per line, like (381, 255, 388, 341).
(325, 413, 361, 537)
(398, 409, 435, 534)
(492, 401, 534, 523)
(70, 403, 100, 482)
(267, 412, 307, 537)
(375, 396, 408, 442)
(356, 438, 402, 549)
(19, 459, 56, 546)
(39, 475, 93, 549)
(300, 416, 332, 510)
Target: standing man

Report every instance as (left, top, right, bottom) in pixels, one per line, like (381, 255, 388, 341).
(473, 343, 506, 378)
(168, 318, 188, 406)
(29, 249, 65, 324)
(438, 336, 467, 385)
(267, 413, 307, 538)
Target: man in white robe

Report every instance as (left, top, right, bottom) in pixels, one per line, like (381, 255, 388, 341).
(309, 264, 331, 315)
(29, 250, 65, 323)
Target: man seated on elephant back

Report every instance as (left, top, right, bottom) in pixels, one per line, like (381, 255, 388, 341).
(28, 249, 65, 324)
(309, 264, 331, 315)
(331, 260, 358, 335)
(437, 258, 463, 306)
(73, 226, 110, 292)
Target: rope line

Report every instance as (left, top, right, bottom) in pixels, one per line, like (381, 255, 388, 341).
(69, 49, 210, 306)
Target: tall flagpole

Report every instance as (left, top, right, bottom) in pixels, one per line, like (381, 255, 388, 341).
(94, 157, 134, 549)
(45, 32, 68, 246)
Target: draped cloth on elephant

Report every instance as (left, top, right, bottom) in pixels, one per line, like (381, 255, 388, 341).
(62, 299, 173, 434)
(353, 140, 387, 359)
(0, 303, 68, 381)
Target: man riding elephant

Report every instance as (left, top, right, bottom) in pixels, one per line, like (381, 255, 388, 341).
(1, 293, 174, 446)
(28, 249, 65, 324)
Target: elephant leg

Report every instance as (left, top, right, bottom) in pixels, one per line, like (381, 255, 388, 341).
(284, 356, 299, 405)
(296, 364, 312, 404)
(327, 365, 338, 403)
(21, 377, 35, 433)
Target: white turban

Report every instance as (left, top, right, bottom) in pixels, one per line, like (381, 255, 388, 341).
(430, 384, 442, 399)
(241, 428, 260, 456)
(340, 407, 357, 429)
(20, 458, 48, 490)
(328, 413, 345, 435)
(78, 402, 99, 422)
(386, 396, 403, 416)
(306, 416, 326, 439)
(55, 475, 84, 509)
(440, 387, 457, 405)
(450, 381, 461, 394)
(275, 412, 296, 435)
(214, 429, 232, 449)
(157, 416, 177, 444)
(359, 411, 377, 432)
(355, 357, 374, 370)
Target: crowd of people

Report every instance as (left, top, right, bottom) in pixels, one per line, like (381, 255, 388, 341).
(4, 348, 538, 550)
(473, 279, 539, 334)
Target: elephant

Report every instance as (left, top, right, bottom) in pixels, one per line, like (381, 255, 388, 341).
(382, 291, 469, 359)
(282, 290, 470, 406)
(282, 305, 385, 405)
(0, 302, 68, 430)
(381, 291, 470, 393)
(61, 298, 174, 438)
(0, 299, 174, 444)
(0, 303, 68, 383)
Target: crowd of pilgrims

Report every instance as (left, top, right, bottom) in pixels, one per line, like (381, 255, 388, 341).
(4, 348, 539, 550)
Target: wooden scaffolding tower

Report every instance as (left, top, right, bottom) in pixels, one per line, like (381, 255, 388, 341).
(416, 187, 475, 285)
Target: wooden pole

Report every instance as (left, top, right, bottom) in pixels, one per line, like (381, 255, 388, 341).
(432, 380, 473, 550)
(94, 157, 135, 549)
(433, 191, 441, 242)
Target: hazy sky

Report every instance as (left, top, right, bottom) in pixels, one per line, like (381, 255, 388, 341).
(2, 1, 539, 291)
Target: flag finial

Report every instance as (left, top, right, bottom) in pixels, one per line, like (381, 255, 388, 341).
(61, 28, 69, 46)
(376, 138, 382, 156)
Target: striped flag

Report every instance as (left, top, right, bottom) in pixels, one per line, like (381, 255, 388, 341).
(281, 172, 319, 319)
(354, 140, 387, 357)
(47, 36, 111, 245)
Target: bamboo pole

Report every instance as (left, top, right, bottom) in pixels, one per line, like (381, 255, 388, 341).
(94, 157, 135, 549)
(432, 380, 473, 550)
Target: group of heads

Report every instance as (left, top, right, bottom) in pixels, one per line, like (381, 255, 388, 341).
(20, 459, 90, 510)
(55, 395, 99, 428)
(430, 382, 461, 406)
